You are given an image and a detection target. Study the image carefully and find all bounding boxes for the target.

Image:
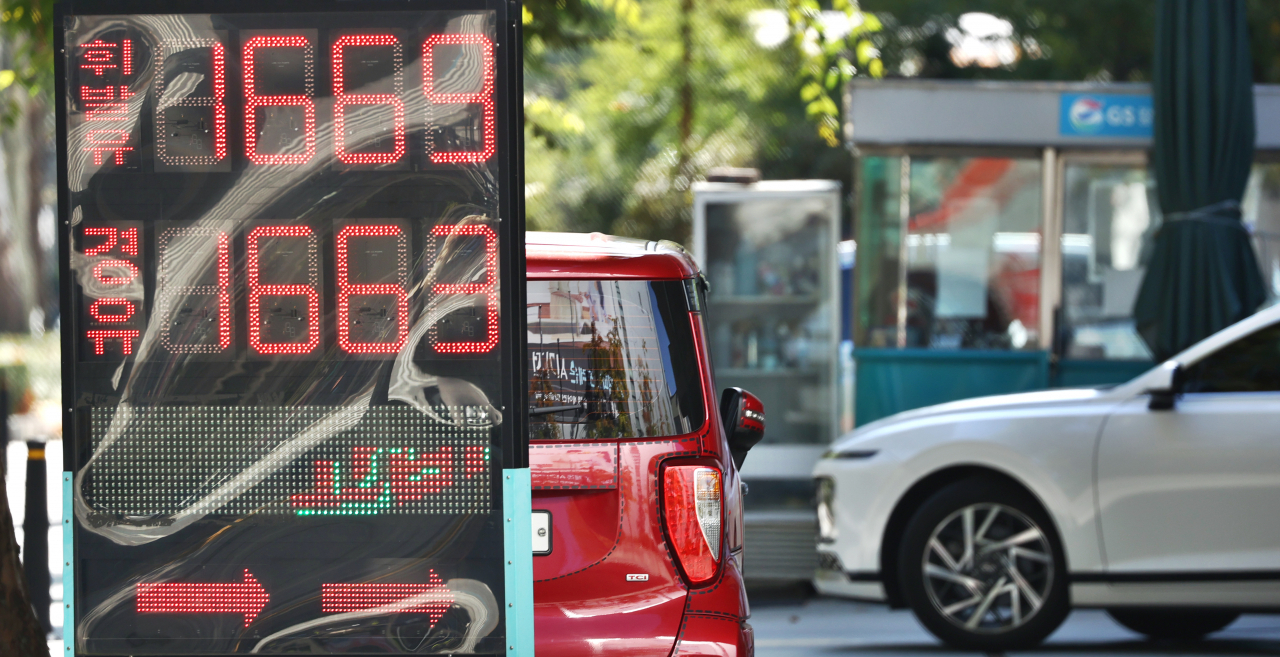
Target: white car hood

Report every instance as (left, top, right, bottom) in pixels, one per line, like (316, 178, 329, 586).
(836, 386, 1113, 449)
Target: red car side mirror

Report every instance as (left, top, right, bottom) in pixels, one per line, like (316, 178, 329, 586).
(720, 387, 765, 469)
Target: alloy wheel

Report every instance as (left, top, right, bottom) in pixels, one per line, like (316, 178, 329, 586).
(921, 503, 1054, 634)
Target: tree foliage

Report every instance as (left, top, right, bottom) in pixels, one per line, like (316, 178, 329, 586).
(0, 0, 54, 122)
(860, 0, 1280, 84)
(524, 0, 869, 241)
(786, 0, 884, 146)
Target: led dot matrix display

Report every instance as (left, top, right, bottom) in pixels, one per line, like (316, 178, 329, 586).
(88, 406, 492, 516)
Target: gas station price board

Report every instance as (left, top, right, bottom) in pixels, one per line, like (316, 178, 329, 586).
(56, 1, 524, 654)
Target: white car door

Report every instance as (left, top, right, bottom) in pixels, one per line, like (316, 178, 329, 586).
(1096, 320, 1280, 578)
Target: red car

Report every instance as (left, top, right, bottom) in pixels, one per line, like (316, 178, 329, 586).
(527, 232, 763, 656)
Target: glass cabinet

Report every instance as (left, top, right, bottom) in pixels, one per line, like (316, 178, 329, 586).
(694, 181, 841, 448)
(693, 180, 841, 582)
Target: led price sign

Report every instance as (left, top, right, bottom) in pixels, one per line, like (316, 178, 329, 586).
(57, 1, 521, 654)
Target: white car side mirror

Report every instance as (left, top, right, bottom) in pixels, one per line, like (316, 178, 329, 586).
(1146, 360, 1184, 411)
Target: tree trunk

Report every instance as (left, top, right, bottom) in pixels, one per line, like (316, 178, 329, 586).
(0, 467, 50, 657)
(676, 0, 694, 177)
(25, 102, 50, 328)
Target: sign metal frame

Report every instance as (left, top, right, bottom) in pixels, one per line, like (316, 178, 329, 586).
(54, 0, 530, 654)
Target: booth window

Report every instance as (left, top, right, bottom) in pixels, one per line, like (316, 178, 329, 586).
(856, 156, 1043, 350)
(1059, 164, 1159, 361)
(1245, 163, 1280, 300)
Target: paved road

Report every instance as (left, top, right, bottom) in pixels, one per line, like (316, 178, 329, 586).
(11, 441, 1280, 656)
(750, 592, 1280, 657)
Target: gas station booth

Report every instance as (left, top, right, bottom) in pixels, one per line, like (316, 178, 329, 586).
(847, 80, 1280, 427)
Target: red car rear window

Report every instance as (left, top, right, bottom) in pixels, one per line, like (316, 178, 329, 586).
(527, 280, 705, 439)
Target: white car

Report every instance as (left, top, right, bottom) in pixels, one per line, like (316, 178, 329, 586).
(813, 303, 1280, 651)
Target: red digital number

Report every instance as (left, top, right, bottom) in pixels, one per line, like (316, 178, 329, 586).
(430, 224, 497, 353)
(155, 40, 228, 166)
(336, 225, 409, 354)
(243, 36, 316, 165)
(422, 34, 496, 164)
(333, 35, 405, 164)
(247, 226, 321, 355)
(158, 228, 232, 353)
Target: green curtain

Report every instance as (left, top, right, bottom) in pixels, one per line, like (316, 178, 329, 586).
(1133, 0, 1267, 361)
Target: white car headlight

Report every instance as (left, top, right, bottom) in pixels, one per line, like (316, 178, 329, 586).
(816, 477, 837, 543)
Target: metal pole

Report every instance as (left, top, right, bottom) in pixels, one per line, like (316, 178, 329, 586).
(1038, 147, 1062, 352)
(896, 155, 911, 348)
(24, 438, 51, 634)
(0, 382, 6, 482)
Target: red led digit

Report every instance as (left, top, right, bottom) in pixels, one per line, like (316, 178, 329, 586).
(93, 259, 140, 285)
(429, 224, 498, 353)
(243, 36, 315, 165)
(332, 35, 405, 164)
(247, 225, 320, 355)
(422, 34, 496, 164)
(336, 224, 409, 353)
(156, 40, 228, 166)
(158, 228, 232, 353)
(89, 298, 136, 323)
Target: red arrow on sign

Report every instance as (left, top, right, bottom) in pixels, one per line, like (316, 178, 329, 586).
(322, 571, 453, 628)
(136, 569, 269, 627)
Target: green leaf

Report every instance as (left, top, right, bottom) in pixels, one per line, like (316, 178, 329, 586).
(0, 70, 15, 91)
(819, 124, 838, 147)
(800, 81, 823, 102)
(856, 40, 876, 66)
(868, 58, 884, 78)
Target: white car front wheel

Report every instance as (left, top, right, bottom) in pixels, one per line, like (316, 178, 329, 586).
(898, 477, 1070, 651)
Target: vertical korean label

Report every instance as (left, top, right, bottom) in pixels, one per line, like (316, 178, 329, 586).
(70, 29, 146, 176)
(77, 220, 145, 360)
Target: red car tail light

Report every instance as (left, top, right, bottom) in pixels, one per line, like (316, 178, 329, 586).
(663, 465, 722, 585)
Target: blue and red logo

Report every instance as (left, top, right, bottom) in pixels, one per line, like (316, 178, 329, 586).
(1059, 93, 1153, 138)
(1068, 97, 1105, 133)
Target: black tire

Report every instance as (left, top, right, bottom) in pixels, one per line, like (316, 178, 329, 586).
(1107, 608, 1240, 641)
(897, 477, 1069, 651)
